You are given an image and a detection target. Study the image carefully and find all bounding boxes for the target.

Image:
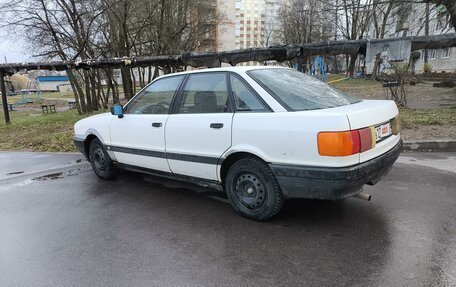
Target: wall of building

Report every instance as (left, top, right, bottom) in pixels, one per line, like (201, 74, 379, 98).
(217, 0, 237, 52)
(414, 47, 456, 73)
(38, 81, 71, 92)
(217, 0, 283, 66)
(365, 3, 455, 74)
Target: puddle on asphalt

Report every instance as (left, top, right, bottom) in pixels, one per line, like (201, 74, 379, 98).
(33, 172, 64, 181)
(1, 168, 85, 192)
(32, 169, 80, 181)
(64, 158, 85, 166)
(6, 171, 24, 176)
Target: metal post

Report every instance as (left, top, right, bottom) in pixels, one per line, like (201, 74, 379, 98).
(0, 71, 11, 125)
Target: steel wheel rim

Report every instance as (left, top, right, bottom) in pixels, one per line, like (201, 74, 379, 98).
(93, 147, 106, 172)
(234, 172, 266, 209)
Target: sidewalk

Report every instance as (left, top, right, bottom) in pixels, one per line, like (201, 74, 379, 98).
(403, 140, 456, 152)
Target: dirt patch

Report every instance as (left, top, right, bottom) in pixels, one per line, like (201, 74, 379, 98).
(331, 79, 456, 140)
(10, 99, 73, 113)
(401, 124, 456, 141)
(332, 80, 456, 109)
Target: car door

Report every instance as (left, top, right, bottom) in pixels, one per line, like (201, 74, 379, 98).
(165, 72, 234, 181)
(109, 75, 185, 172)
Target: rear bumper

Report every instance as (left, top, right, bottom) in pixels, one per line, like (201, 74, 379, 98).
(270, 140, 403, 200)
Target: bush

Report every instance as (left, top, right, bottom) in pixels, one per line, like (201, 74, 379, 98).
(423, 63, 432, 73)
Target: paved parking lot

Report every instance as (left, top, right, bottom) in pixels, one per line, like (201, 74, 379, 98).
(1, 152, 455, 286)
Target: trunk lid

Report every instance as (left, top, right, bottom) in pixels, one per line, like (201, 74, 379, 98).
(323, 100, 398, 130)
(342, 100, 400, 163)
(311, 99, 401, 164)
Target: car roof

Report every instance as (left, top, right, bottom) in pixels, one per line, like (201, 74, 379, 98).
(157, 65, 288, 79)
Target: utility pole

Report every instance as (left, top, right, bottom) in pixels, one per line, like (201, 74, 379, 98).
(1, 71, 11, 125)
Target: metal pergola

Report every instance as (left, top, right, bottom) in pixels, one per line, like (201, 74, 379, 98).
(1, 34, 455, 124)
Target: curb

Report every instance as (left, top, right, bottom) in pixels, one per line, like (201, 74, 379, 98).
(403, 140, 456, 152)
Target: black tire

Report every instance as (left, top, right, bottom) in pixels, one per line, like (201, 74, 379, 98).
(89, 138, 117, 180)
(225, 157, 284, 221)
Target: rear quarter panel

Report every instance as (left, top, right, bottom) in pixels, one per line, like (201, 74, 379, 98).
(228, 111, 360, 168)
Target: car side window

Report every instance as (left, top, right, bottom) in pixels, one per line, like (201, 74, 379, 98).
(230, 74, 268, 112)
(178, 73, 229, 114)
(124, 75, 184, 114)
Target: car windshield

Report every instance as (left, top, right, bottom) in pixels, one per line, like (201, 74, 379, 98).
(247, 68, 360, 111)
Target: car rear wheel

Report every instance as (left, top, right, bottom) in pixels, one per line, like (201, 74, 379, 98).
(225, 157, 284, 221)
(89, 138, 117, 180)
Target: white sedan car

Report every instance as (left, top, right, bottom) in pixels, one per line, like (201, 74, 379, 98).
(74, 66, 402, 220)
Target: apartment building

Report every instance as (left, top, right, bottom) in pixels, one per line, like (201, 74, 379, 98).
(366, 3, 455, 73)
(217, 0, 283, 52)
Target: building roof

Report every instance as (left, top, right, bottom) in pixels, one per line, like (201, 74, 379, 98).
(36, 76, 69, 82)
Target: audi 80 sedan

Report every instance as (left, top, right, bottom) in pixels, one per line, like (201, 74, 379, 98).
(74, 66, 402, 220)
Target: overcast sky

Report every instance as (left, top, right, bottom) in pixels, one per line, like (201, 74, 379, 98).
(0, 38, 31, 63)
(0, 0, 32, 64)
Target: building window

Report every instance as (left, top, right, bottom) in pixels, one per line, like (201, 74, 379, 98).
(441, 47, 450, 58)
(429, 49, 436, 60)
(436, 14, 449, 30)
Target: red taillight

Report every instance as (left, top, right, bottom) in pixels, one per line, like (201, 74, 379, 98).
(359, 127, 375, 152)
(351, 130, 361, 155)
(318, 127, 376, 156)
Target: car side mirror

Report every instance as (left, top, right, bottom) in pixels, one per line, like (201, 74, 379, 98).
(110, 105, 124, 119)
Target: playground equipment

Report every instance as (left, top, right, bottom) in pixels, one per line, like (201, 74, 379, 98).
(9, 78, 43, 109)
(310, 56, 328, 82)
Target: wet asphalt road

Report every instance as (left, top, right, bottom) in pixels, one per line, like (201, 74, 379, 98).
(1, 152, 455, 286)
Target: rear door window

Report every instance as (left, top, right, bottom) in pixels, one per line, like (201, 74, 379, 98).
(230, 74, 268, 112)
(247, 68, 360, 111)
(178, 73, 230, 114)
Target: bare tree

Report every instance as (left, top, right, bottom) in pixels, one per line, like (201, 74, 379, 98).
(338, 0, 373, 76)
(423, 0, 456, 30)
(370, 0, 395, 77)
(0, 0, 224, 112)
(0, 0, 110, 113)
(277, 0, 334, 71)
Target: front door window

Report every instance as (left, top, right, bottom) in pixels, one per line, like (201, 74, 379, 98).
(124, 75, 184, 114)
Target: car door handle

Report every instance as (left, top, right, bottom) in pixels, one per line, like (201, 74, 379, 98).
(152, 122, 162, 128)
(210, 123, 224, 129)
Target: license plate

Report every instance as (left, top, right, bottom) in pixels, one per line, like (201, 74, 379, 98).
(375, 122, 392, 142)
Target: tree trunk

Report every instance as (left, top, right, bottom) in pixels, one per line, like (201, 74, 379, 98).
(120, 67, 133, 100)
(348, 54, 357, 77)
(372, 54, 381, 78)
(89, 71, 99, 111)
(131, 68, 136, 94)
(148, 66, 153, 83)
(152, 66, 160, 80)
(424, 3, 430, 65)
(67, 69, 86, 114)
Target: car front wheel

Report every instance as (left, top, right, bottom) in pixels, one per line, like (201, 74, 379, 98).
(225, 157, 284, 221)
(89, 138, 117, 180)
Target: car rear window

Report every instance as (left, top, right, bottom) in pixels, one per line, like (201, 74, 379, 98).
(247, 68, 360, 111)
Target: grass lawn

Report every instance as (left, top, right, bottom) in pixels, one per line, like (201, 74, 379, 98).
(2, 106, 455, 153)
(329, 77, 382, 95)
(400, 107, 456, 127)
(7, 92, 74, 102)
(0, 109, 106, 152)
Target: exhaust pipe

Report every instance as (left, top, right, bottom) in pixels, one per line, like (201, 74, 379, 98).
(353, 191, 371, 201)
